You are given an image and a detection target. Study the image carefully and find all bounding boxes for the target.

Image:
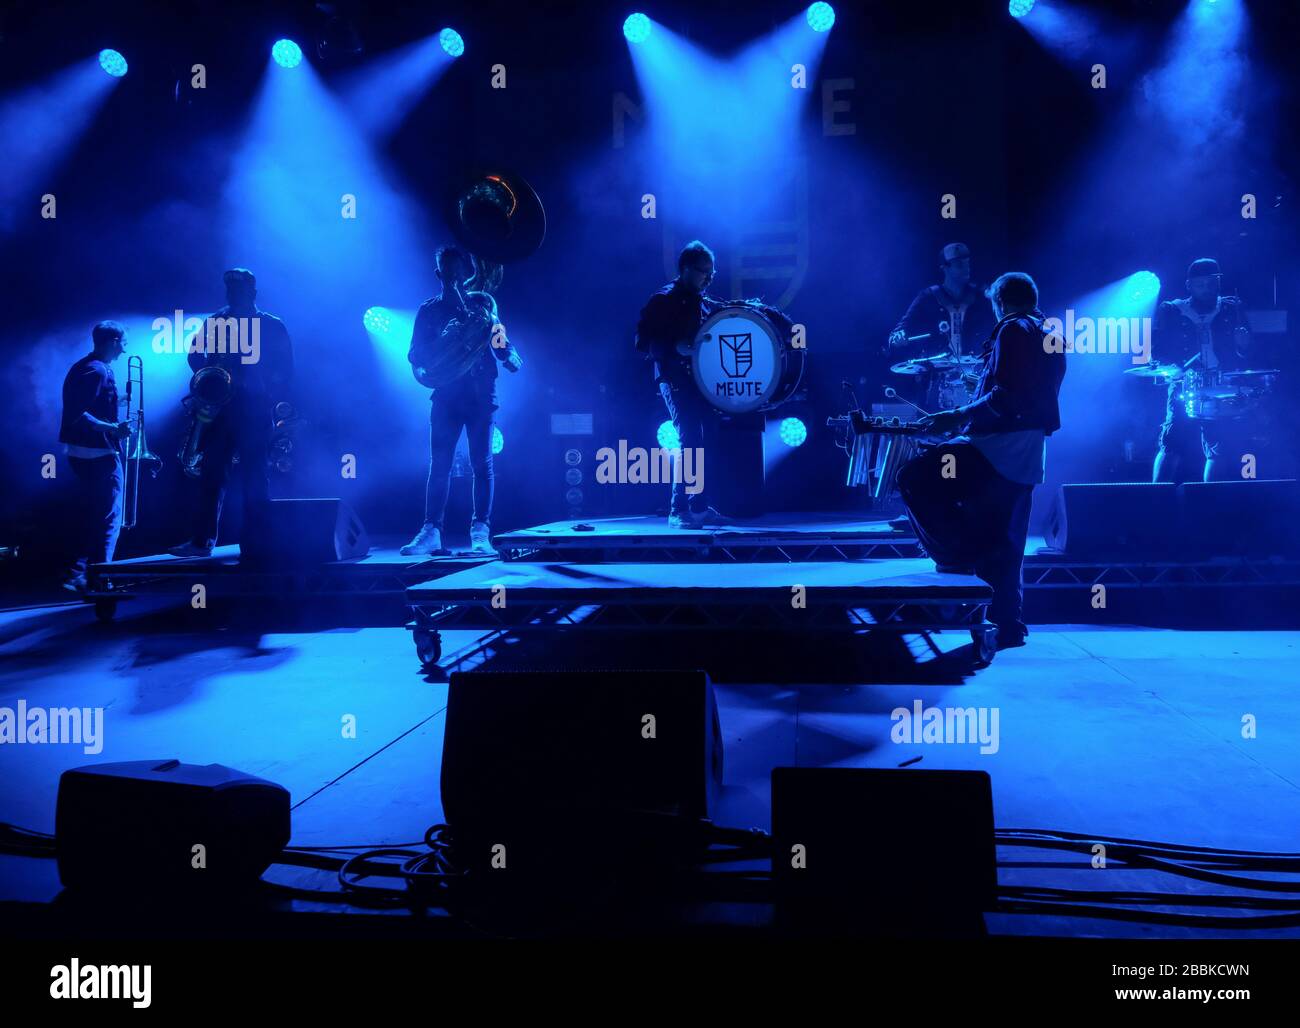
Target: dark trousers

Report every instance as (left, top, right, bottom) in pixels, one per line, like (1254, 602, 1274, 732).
(1154, 408, 1255, 483)
(658, 379, 710, 516)
(193, 404, 270, 549)
(424, 398, 495, 530)
(896, 442, 1034, 631)
(68, 454, 123, 575)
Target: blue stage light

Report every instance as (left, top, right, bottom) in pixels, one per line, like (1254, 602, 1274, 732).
(1008, 0, 1035, 17)
(492, 425, 505, 455)
(98, 49, 128, 78)
(363, 306, 393, 336)
(623, 13, 651, 44)
(1129, 271, 1161, 303)
(806, 3, 836, 32)
(272, 39, 303, 69)
(779, 417, 807, 448)
(439, 28, 465, 58)
(657, 420, 680, 450)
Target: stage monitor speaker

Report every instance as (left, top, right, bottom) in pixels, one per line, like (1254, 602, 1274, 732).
(441, 669, 723, 878)
(55, 760, 291, 892)
(1045, 479, 1300, 560)
(771, 767, 995, 936)
(239, 497, 369, 566)
(1044, 482, 1180, 560)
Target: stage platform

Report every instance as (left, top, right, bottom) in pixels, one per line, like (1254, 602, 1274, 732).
(406, 558, 996, 669)
(87, 543, 493, 622)
(495, 512, 924, 562)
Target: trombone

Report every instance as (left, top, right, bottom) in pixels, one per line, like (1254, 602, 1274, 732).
(121, 354, 162, 529)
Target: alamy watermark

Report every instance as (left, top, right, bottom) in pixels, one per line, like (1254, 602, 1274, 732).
(595, 439, 704, 495)
(151, 310, 261, 364)
(0, 700, 103, 754)
(890, 700, 1000, 755)
(1043, 309, 1151, 364)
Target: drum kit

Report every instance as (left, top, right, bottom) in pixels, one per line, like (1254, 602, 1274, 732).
(1123, 361, 1282, 423)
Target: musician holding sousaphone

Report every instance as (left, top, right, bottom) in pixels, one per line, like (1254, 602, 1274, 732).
(169, 268, 294, 559)
(400, 171, 538, 557)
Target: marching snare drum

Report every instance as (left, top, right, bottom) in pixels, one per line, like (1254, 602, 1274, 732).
(691, 302, 805, 414)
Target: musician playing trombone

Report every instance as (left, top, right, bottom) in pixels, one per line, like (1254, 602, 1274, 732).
(401, 245, 522, 557)
(58, 321, 130, 592)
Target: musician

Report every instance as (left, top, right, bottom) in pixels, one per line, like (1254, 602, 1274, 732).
(401, 245, 521, 557)
(635, 240, 727, 529)
(1151, 258, 1253, 483)
(897, 272, 1066, 651)
(888, 242, 994, 364)
(170, 268, 293, 558)
(59, 321, 131, 591)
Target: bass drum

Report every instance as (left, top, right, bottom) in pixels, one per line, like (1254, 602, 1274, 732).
(691, 303, 805, 414)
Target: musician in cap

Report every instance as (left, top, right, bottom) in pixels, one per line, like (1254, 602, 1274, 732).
(1151, 257, 1254, 483)
(170, 268, 293, 558)
(58, 321, 130, 592)
(635, 239, 729, 529)
(896, 272, 1066, 651)
(401, 245, 522, 557)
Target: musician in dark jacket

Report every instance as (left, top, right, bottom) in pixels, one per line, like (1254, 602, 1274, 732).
(635, 239, 727, 528)
(59, 321, 130, 591)
(896, 272, 1066, 650)
(401, 245, 521, 557)
(1151, 258, 1253, 483)
(170, 268, 293, 558)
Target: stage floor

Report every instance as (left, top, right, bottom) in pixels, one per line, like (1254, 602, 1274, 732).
(2, 597, 1298, 938)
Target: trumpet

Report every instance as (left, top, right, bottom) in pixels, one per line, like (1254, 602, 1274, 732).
(121, 355, 162, 530)
(178, 364, 234, 478)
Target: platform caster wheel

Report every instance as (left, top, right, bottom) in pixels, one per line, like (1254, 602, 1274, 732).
(94, 598, 118, 623)
(971, 627, 996, 667)
(414, 629, 443, 670)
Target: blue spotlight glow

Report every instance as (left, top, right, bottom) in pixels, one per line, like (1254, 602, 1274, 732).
(806, 3, 835, 32)
(623, 13, 651, 44)
(98, 49, 128, 78)
(492, 425, 505, 455)
(363, 306, 393, 336)
(1129, 271, 1161, 304)
(439, 28, 465, 58)
(272, 39, 303, 69)
(657, 420, 680, 450)
(1009, 0, 1036, 17)
(779, 417, 807, 448)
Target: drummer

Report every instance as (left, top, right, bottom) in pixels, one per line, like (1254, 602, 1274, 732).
(635, 240, 728, 529)
(883, 243, 993, 413)
(1151, 258, 1254, 483)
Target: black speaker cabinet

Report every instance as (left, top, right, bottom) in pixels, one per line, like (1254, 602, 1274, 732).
(239, 497, 369, 566)
(771, 767, 995, 935)
(55, 760, 290, 891)
(440, 669, 723, 878)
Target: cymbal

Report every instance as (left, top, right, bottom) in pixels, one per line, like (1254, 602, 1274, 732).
(1220, 368, 1281, 380)
(1123, 362, 1183, 379)
(889, 353, 982, 376)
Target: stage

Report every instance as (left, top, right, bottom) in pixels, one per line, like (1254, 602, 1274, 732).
(3, 595, 1299, 940)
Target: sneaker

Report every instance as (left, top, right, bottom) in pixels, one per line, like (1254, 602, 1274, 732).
(993, 623, 1029, 651)
(61, 574, 88, 594)
(168, 541, 213, 558)
(400, 523, 444, 556)
(469, 521, 496, 556)
(668, 512, 695, 529)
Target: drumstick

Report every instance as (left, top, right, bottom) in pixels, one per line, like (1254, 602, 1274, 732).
(884, 386, 932, 418)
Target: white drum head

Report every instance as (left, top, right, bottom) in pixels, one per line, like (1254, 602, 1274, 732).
(692, 307, 782, 414)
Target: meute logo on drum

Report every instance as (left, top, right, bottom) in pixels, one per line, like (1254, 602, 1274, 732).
(719, 332, 753, 378)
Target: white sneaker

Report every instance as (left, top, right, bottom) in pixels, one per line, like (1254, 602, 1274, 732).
(690, 506, 731, 527)
(469, 520, 496, 555)
(400, 524, 444, 556)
